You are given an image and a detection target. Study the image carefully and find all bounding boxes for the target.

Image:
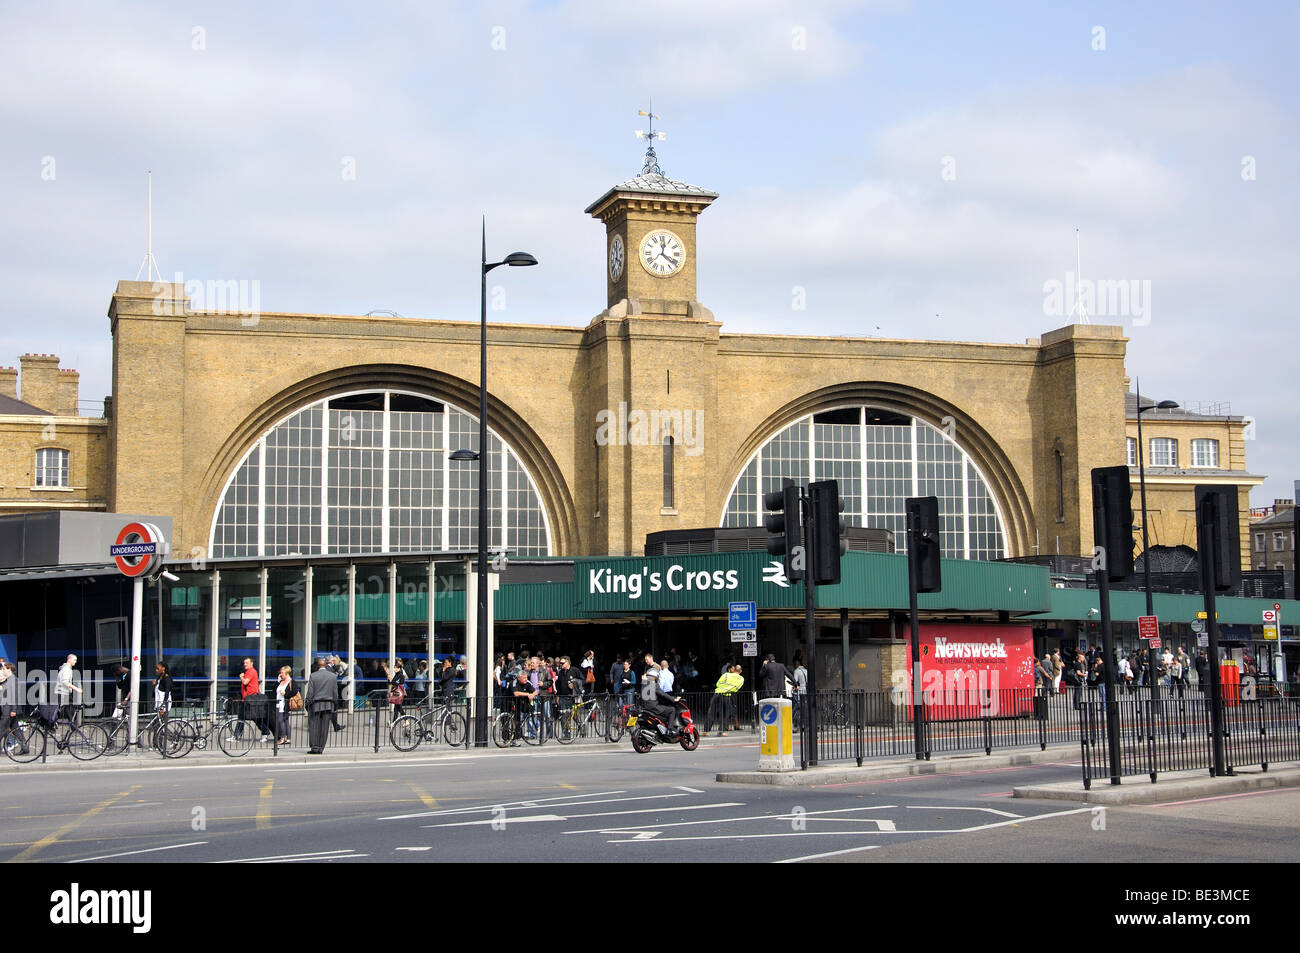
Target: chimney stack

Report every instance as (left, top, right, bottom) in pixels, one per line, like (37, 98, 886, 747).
(18, 354, 60, 414)
(0, 366, 16, 400)
(57, 368, 80, 416)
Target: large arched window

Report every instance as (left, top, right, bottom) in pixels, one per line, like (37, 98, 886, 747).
(722, 407, 1007, 560)
(210, 390, 552, 557)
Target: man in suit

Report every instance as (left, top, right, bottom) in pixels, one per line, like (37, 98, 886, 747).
(305, 657, 339, 754)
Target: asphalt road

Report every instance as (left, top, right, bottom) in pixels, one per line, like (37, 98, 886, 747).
(2, 742, 1296, 864)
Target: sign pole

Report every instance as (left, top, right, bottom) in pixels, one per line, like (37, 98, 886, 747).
(130, 576, 143, 745)
(907, 506, 924, 761)
(802, 489, 818, 767)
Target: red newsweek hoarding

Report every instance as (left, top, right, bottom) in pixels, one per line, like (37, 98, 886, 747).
(904, 624, 1035, 716)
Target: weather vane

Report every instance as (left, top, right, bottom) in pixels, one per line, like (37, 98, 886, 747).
(635, 101, 665, 175)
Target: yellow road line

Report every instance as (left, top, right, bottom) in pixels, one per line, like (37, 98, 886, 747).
(7, 785, 141, 863)
(405, 781, 438, 809)
(256, 778, 274, 830)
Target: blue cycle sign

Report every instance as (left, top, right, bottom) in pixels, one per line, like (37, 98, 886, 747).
(729, 601, 757, 629)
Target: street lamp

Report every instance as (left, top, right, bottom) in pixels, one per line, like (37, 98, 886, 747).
(469, 221, 536, 746)
(1134, 380, 1178, 701)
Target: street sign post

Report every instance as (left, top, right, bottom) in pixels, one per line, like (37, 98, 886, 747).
(742, 642, 758, 658)
(728, 601, 757, 630)
(730, 630, 757, 643)
(1138, 615, 1159, 640)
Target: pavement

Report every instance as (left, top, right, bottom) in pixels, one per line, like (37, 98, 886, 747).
(718, 742, 1300, 805)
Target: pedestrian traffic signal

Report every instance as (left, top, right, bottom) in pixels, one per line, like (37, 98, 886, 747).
(905, 496, 942, 593)
(1091, 465, 1135, 582)
(809, 480, 847, 586)
(1195, 485, 1241, 592)
(763, 481, 803, 584)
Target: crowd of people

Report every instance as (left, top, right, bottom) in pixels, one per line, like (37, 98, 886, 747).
(1034, 644, 1217, 708)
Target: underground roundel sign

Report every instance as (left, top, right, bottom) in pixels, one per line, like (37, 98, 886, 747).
(111, 522, 169, 578)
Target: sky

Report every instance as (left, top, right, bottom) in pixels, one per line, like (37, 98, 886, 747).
(2, 0, 1296, 507)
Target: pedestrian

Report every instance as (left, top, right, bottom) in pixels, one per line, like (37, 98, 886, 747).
(1051, 650, 1063, 694)
(55, 654, 83, 723)
(1195, 649, 1210, 689)
(617, 658, 636, 708)
(382, 659, 407, 719)
(608, 656, 623, 701)
(704, 664, 744, 736)
(510, 668, 538, 744)
(581, 649, 596, 696)
(0, 663, 18, 748)
(1066, 651, 1085, 710)
(658, 658, 675, 694)
(238, 658, 268, 742)
(305, 657, 339, 754)
(438, 657, 456, 703)
(275, 665, 296, 745)
(153, 662, 173, 728)
(1037, 654, 1055, 694)
(791, 657, 808, 727)
(1168, 652, 1184, 698)
(112, 663, 132, 717)
(758, 654, 788, 699)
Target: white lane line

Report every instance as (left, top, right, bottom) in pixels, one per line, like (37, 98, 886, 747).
(68, 841, 208, 863)
(674, 786, 704, 793)
(904, 806, 1022, 819)
(423, 802, 745, 829)
(946, 807, 1093, 834)
(567, 804, 897, 834)
(607, 831, 899, 844)
(776, 845, 882, 863)
(379, 789, 628, 820)
(395, 846, 433, 851)
(246, 853, 369, 863)
(212, 849, 359, 863)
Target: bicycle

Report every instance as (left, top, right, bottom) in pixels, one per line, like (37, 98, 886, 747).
(103, 708, 191, 758)
(170, 699, 267, 758)
(606, 697, 634, 742)
(4, 706, 109, 763)
(492, 702, 545, 748)
(552, 694, 607, 744)
(390, 699, 468, 751)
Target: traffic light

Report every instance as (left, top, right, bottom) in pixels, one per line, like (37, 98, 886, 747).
(763, 481, 803, 584)
(1195, 485, 1241, 592)
(809, 480, 847, 586)
(905, 496, 942, 593)
(1091, 465, 1136, 582)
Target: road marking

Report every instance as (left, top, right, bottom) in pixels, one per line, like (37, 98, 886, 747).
(606, 831, 897, 844)
(7, 785, 141, 863)
(256, 778, 274, 830)
(1152, 788, 1300, 809)
(405, 781, 438, 810)
(69, 842, 208, 863)
(567, 804, 897, 835)
(776, 845, 882, 863)
(425, 802, 745, 829)
(904, 806, 1021, 819)
(214, 849, 361, 863)
(107, 802, 164, 809)
(377, 790, 629, 821)
(395, 846, 433, 851)
(674, 786, 704, 793)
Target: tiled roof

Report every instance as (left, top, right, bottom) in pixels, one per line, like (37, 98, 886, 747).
(0, 394, 51, 415)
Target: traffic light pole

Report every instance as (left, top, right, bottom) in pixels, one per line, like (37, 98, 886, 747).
(802, 490, 818, 767)
(1199, 496, 1228, 777)
(1091, 474, 1124, 785)
(907, 506, 925, 761)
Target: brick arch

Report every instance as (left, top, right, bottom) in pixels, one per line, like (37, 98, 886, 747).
(196, 363, 579, 555)
(720, 381, 1035, 558)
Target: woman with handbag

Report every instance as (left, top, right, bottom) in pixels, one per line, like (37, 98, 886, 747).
(277, 666, 299, 745)
(581, 650, 596, 697)
(382, 659, 407, 719)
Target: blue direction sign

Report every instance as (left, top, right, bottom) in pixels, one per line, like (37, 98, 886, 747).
(728, 601, 757, 630)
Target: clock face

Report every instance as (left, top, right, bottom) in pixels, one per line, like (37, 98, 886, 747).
(609, 234, 624, 281)
(639, 228, 686, 277)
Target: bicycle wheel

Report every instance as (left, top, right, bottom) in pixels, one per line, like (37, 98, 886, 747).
(156, 721, 194, 759)
(553, 709, 576, 744)
(522, 710, 545, 746)
(441, 710, 467, 747)
(218, 719, 256, 757)
(390, 715, 423, 752)
(66, 723, 110, 761)
(590, 702, 607, 740)
(491, 711, 516, 748)
(104, 721, 131, 755)
(606, 703, 628, 742)
(4, 724, 46, 763)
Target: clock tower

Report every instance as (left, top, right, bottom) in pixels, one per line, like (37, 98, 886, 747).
(585, 120, 717, 319)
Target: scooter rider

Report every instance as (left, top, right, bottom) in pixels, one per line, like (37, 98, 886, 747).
(639, 668, 680, 734)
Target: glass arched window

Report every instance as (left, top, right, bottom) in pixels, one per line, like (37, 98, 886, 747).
(210, 390, 552, 557)
(722, 407, 1007, 560)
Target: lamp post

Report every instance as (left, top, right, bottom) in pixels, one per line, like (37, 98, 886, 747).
(467, 221, 536, 746)
(1135, 380, 1179, 701)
